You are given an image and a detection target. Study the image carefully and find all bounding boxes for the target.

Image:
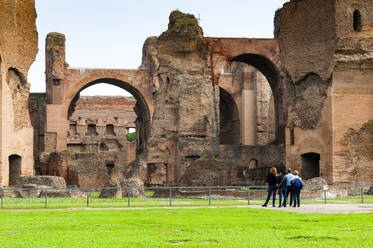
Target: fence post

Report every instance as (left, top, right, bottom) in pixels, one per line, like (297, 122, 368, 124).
(86, 191, 89, 207)
(361, 186, 364, 204)
(247, 187, 250, 205)
(127, 187, 131, 207)
(44, 189, 48, 208)
(1, 188, 3, 208)
(169, 187, 172, 207)
(208, 187, 211, 206)
(324, 189, 327, 204)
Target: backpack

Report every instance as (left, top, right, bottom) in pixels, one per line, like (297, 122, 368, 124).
(294, 178, 302, 188)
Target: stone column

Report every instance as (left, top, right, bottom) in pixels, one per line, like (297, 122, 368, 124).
(241, 70, 257, 145)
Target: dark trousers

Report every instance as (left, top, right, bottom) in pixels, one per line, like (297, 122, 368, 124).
(285, 186, 293, 206)
(292, 188, 301, 207)
(278, 188, 286, 206)
(264, 185, 276, 206)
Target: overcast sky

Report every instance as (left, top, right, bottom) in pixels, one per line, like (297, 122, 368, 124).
(28, 0, 288, 95)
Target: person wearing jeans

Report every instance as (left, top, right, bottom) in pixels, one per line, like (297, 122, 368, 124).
(284, 168, 294, 207)
(277, 170, 287, 207)
(262, 167, 278, 207)
(291, 170, 303, 207)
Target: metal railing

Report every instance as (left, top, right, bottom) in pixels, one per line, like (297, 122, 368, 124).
(0, 185, 372, 209)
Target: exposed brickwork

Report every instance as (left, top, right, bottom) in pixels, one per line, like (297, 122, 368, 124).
(280, 0, 373, 185)
(0, 0, 38, 186)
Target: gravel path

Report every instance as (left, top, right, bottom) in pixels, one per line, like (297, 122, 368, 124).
(0, 204, 372, 214)
(247, 204, 373, 214)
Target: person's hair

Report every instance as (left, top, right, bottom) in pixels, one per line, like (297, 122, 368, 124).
(279, 170, 285, 175)
(270, 167, 277, 175)
(287, 168, 292, 173)
(293, 170, 299, 176)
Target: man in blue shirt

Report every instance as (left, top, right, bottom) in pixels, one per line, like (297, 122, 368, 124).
(284, 168, 294, 207)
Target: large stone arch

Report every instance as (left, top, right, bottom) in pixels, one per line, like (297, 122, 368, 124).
(206, 38, 287, 144)
(44, 69, 154, 154)
(65, 76, 151, 155)
(230, 53, 286, 144)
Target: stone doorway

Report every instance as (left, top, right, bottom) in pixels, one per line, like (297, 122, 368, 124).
(301, 153, 320, 179)
(219, 88, 240, 144)
(9, 154, 22, 186)
(106, 163, 115, 176)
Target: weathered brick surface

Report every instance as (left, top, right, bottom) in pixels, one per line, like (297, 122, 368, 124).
(0, 0, 38, 186)
(280, 0, 373, 185)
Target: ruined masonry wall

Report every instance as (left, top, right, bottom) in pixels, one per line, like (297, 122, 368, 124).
(0, 0, 38, 186)
(280, 0, 373, 185)
(68, 96, 136, 169)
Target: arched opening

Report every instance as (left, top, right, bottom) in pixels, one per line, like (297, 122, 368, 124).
(219, 87, 240, 144)
(248, 159, 257, 170)
(66, 80, 149, 186)
(9, 155, 22, 186)
(353, 10, 362, 32)
(106, 124, 116, 136)
(106, 163, 115, 176)
(301, 153, 320, 179)
(230, 54, 283, 144)
(86, 124, 98, 136)
(67, 79, 150, 157)
(221, 55, 279, 145)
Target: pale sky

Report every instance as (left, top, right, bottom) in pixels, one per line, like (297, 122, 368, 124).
(28, 0, 288, 95)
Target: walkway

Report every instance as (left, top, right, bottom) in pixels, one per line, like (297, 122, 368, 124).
(1, 204, 372, 214)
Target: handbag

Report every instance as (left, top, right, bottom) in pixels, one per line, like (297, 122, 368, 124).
(276, 176, 286, 195)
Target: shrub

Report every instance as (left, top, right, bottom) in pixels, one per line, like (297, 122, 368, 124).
(126, 132, 136, 142)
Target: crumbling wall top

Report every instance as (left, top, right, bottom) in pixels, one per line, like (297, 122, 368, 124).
(46, 32, 66, 47)
(0, 0, 38, 76)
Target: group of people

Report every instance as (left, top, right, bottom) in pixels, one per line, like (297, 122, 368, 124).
(262, 167, 303, 208)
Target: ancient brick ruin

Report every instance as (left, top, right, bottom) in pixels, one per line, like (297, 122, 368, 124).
(0, 0, 372, 187)
(0, 0, 38, 186)
(278, 0, 373, 185)
(29, 95, 137, 187)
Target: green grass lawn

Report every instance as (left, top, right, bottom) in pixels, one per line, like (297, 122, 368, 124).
(0, 208, 372, 248)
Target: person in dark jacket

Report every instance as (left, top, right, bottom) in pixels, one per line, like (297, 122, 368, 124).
(284, 168, 294, 207)
(262, 167, 278, 207)
(277, 170, 287, 207)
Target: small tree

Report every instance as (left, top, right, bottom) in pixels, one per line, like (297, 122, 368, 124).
(126, 132, 136, 142)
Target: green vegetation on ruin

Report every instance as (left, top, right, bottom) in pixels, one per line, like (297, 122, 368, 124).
(196, 153, 209, 161)
(195, 153, 225, 162)
(213, 154, 225, 162)
(0, 208, 372, 248)
(177, 22, 198, 29)
(70, 159, 92, 163)
(126, 132, 136, 142)
(171, 10, 196, 20)
(77, 151, 95, 155)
